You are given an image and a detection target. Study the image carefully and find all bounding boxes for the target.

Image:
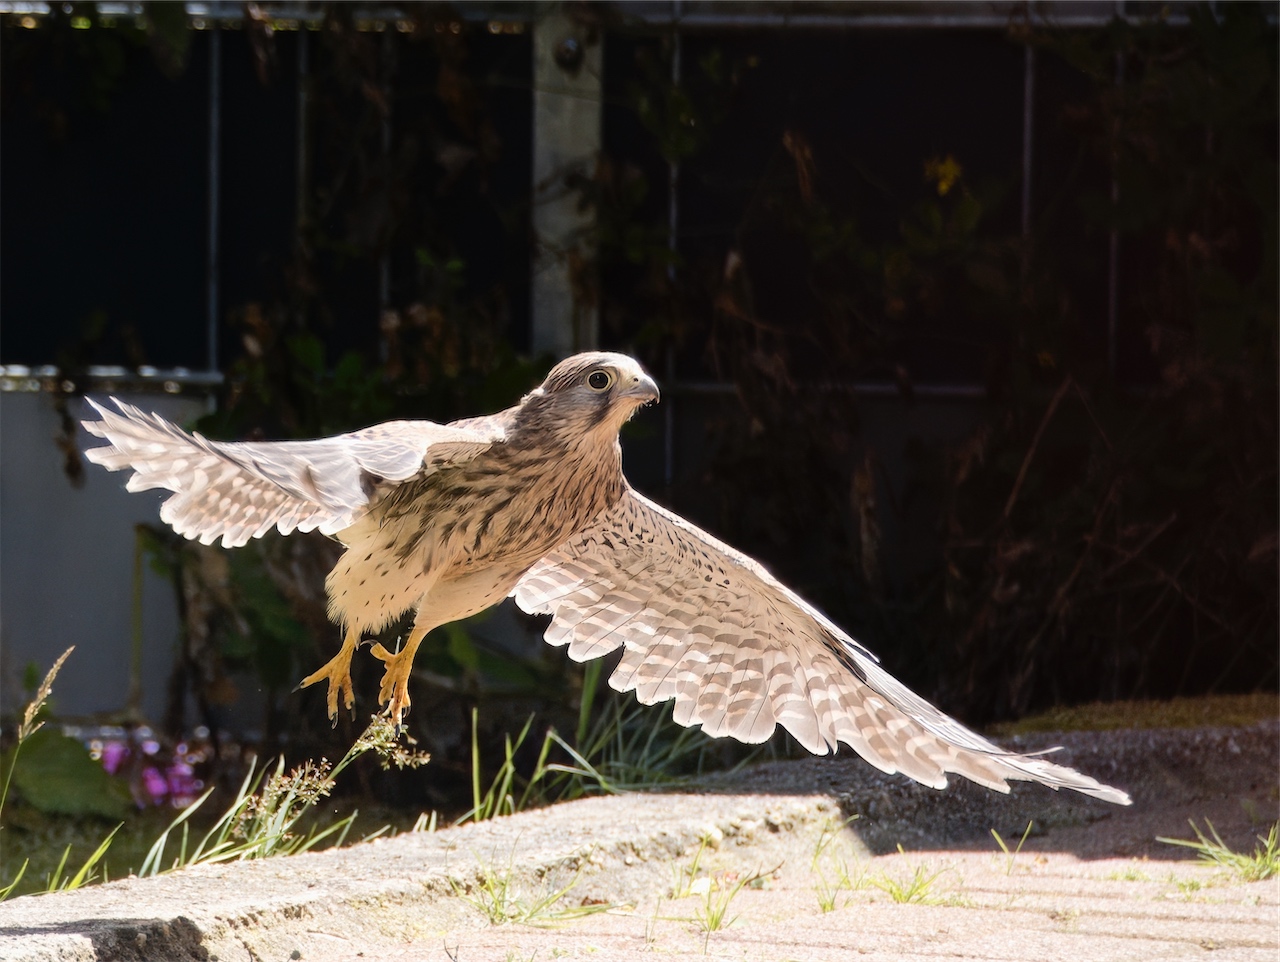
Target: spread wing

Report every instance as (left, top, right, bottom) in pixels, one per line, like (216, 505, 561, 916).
(513, 489, 1131, 804)
(82, 397, 503, 548)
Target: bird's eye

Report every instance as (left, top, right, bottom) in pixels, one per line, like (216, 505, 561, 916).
(587, 370, 613, 391)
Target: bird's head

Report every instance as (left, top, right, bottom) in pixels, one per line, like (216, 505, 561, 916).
(522, 351, 660, 443)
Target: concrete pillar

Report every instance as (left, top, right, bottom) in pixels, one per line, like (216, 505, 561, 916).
(531, 5, 602, 357)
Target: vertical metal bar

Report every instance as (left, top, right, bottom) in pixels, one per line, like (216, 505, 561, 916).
(531, 8, 603, 356)
(294, 27, 311, 343)
(379, 29, 393, 317)
(296, 27, 309, 241)
(127, 525, 145, 721)
(1020, 42, 1035, 261)
(206, 26, 222, 375)
(1107, 5, 1125, 379)
(663, 0, 681, 490)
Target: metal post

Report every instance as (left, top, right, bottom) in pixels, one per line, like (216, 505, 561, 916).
(293, 27, 312, 344)
(379, 29, 393, 324)
(663, 0, 681, 489)
(531, 5, 603, 356)
(1020, 42, 1035, 264)
(206, 26, 222, 375)
(1107, 6, 1125, 379)
(296, 27, 310, 242)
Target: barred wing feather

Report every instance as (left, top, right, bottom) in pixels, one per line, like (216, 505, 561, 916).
(513, 489, 1131, 805)
(82, 397, 501, 548)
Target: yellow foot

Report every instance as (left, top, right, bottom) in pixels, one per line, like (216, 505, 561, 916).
(295, 642, 357, 727)
(370, 642, 416, 728)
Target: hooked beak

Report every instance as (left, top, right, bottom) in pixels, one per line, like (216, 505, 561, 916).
(622, 372, 660, 406)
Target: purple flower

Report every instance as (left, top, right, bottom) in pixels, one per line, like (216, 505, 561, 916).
(140, 766, 169, 804)
(100, 741, 129, 775)
(165, 763, 204, 807)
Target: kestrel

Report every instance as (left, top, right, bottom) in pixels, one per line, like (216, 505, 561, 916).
(83, 352, 1130, 804)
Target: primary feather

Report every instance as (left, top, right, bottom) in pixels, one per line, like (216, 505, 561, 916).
(82, 396, 500, 547)
(513, 490, 1131, 804)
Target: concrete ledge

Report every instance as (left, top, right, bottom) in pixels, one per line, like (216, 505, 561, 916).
(1, 721, 1275, 962)
(0, 791, 839, 962)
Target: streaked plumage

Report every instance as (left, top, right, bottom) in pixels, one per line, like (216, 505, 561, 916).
(83, 351, 1131, 805)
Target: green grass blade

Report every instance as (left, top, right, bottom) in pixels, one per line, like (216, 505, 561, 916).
(0, 860, 28, 901)
(576, 660, 603, 750)
(141, 785, 217, 876)
(63, 823, 122, 891)
(44, 844, 72, 892)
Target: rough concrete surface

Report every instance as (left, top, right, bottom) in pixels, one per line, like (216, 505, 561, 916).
(0, 720, 1275, 962)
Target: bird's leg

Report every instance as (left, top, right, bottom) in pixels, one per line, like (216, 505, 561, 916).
(295, 626, 359, 727)
(370, 625, 429, 730)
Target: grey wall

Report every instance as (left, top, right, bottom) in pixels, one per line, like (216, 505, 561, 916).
(0, 391, 206, 725)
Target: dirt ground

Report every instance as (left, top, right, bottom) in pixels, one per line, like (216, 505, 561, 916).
(0, 713, 1276, 962)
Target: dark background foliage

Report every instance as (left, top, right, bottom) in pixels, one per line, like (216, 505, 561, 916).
(589, 6, 1277, 725)
(2, 3, 1275, 804)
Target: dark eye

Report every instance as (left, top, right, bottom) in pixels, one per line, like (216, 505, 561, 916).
(587, 370, 613, 391)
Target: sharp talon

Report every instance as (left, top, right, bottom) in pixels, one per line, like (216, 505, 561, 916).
(292, 681, 305, 694)
(299, 636, 358, 724)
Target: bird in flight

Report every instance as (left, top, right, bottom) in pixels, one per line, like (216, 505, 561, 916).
(83, 351, 1130, 804)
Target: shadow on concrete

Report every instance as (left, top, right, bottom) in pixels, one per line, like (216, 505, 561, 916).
(687, 720, 1279, 861)
(3, 915, 209, 961)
